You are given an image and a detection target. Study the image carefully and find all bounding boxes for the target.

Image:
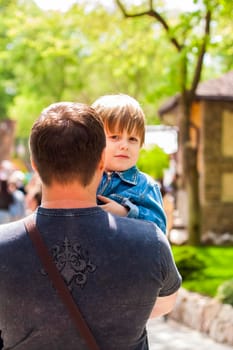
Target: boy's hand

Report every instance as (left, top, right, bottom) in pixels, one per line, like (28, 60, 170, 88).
(97, 195, 128, 216)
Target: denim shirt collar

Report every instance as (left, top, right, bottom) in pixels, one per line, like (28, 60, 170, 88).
(110, 166, 139, 185)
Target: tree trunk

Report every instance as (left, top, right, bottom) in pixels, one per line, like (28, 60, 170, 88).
(184, 143, 201, 245)
(180, 95, 201, 245)
(0, 119, 16, 163)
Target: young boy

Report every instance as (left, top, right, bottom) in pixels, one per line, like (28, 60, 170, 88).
(92, 94, 167, 234)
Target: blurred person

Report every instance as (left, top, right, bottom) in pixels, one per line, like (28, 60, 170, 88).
(0, 102, 181, 350)
(10, 170, 26, 194)
(0, 160, 15, 179)
(0, 178, 13, 224)
(8, 174, 26, 221)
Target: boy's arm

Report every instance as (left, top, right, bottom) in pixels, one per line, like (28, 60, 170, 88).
(136, 199, 167, 233)
(97, 191, 167, 235)
(126, 182, 167, 233)
(120, 192, 167, 234)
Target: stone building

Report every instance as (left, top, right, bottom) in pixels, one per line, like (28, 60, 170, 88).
(158, 71, 233, 241)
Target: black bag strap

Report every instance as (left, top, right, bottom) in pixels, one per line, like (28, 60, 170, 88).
(24, 215, 100, 350)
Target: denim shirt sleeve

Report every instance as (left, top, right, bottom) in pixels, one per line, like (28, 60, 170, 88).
(97, 169, 167, 234)
(142, 182, 167, 233)
(121, 198, 139, 218)
(122, 182, 167, 234)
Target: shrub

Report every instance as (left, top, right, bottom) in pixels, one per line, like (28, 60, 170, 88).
(216, 279, 233, 306)
(173, 248, 206, 280)
(172, 246, 233, 298)
(137, 145, 169, 180)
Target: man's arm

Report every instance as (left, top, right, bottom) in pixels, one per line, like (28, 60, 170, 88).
(149, 291, 178, 318)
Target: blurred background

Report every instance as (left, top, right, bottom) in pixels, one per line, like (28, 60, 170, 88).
(0, 1, 232, 344)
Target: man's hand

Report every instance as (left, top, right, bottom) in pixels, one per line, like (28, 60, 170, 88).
(97, 195, 128, 216)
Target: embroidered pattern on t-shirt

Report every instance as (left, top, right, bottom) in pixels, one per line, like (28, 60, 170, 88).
(41, 236, 96, 290)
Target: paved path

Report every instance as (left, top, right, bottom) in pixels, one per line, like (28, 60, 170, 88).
(147, 317, 232, 350)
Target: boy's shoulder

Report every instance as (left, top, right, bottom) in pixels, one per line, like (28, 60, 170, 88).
(120, 166, 159, 185)
(137, 169, 160, 188)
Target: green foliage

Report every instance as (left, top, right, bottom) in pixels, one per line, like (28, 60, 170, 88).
(137, 145, 169, 180)
(172, 246, 233, 299)
(216, 279, 233, 306)
(0, 0, 19, 118)
(9, 93, 47, 137)
(0, 0, 231, 135)
(1, 0, 183, 131)
(172, 247, 206, 280)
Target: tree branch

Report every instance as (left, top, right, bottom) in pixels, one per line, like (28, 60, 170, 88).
(115, 0, 182, 51)
(190, 9, 211, 95)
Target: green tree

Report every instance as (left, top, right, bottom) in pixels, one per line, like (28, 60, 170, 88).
(0, 0, 21, 161)
(5, 2, 93, 136)
(115, 0, 233, 245)
(0, 0, 231, 172)
(5, 1, 175, 137)
(85, 4, 178, 123)
(137, 145, 169, 180)
(0, 0, 19, 118)
(4, 2, 164, 134)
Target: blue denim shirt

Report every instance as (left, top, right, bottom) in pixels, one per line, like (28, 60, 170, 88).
(97, 165, 167, 233)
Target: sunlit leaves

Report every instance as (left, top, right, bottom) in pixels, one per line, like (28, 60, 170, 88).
(0, 0, 231, 134)
(137, 145, 169, 180)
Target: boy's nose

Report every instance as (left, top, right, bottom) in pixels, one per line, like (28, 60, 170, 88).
(119, 140, 128, 149)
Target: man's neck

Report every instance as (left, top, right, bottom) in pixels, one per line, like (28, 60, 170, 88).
(41, 182, 97, 209)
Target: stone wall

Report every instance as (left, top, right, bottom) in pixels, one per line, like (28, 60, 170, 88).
(200, 100, 233, 236)
(169, 288, 233, 346)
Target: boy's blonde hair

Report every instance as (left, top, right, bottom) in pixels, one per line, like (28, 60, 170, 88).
(92, 94, 145, 146)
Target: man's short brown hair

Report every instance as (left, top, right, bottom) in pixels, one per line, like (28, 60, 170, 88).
(92, 94, 145, 146)
(29, 102, 106, 186)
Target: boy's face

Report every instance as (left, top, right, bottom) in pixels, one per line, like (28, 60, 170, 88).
(104, 128, 141, 172)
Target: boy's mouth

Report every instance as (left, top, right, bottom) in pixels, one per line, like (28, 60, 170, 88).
(115, 154, 129, 159)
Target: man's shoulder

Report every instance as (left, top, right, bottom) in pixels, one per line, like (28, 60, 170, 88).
(112, 213, 162, 238)
(0, 218, 26, 243)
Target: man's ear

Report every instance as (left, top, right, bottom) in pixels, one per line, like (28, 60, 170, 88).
(99, 149, 106, 172)
(30, 156, 37, 172)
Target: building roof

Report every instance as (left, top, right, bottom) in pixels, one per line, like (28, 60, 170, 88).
(196, 70, 233, 99)
(158, 70, 233, 116)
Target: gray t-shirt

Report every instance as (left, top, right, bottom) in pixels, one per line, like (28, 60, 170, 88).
(0, 206, 181, 350)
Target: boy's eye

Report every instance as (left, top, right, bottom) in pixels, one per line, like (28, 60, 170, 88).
(108, 135, 119, 141)
(129, 136, 139, 143)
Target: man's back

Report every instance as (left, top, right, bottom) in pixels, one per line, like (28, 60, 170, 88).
(0, 206, 181, 350)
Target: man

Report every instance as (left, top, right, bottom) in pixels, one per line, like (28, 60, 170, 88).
(0, 102, 181, 350)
